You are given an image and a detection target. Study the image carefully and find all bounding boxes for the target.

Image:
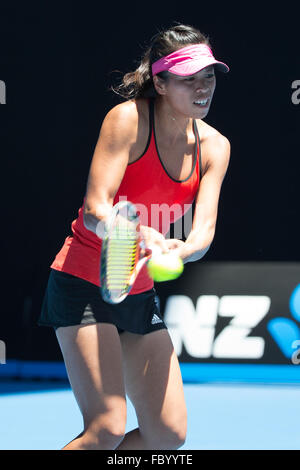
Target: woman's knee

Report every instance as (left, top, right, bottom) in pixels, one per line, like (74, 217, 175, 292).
(143, 413, 187, 450)
(146, 424, 186, 450)
(82, 407, 127, 450)
(83, 426, 125, 450)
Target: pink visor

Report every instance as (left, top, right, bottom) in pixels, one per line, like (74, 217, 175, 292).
(152, 43, 229, 77)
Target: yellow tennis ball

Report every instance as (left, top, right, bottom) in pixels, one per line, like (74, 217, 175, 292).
(147, 253, 184, 282)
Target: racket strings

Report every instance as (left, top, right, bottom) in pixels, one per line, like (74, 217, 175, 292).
(101, 202, 142, 303)
(106, 227, 138, 289)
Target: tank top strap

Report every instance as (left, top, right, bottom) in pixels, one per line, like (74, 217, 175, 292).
(192, 118, 202, 180)
(148, 97, 155, 135)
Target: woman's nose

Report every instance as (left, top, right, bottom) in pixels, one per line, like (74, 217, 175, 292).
(196, 86, 209, 93)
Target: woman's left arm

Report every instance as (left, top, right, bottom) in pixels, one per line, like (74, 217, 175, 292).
(172, 133, 231, 263)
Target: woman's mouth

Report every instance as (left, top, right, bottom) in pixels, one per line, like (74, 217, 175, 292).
(193, 98, 209, 107)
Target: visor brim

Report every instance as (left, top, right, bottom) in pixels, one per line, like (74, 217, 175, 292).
(167, 58, 229, 76)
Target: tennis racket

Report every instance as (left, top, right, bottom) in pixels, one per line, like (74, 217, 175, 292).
(100, 200, 177, 304)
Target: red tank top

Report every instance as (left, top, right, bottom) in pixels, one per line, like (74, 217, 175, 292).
(51, 99, 201, 294)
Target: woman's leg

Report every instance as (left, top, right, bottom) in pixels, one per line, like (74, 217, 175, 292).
(56, 322, 127, 450)
(116, 329, 187, 450)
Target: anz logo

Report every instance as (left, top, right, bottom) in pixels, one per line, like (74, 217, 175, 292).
(268, 284, 300, 363)
(164, 295, 270, 359)
(164, 285, 300, 361)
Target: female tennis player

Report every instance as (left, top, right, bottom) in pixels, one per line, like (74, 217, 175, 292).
(39, 24, 230, 450)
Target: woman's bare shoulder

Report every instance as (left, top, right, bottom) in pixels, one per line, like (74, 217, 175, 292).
(195, 119, 230, 173)
(104, 99, 149, 127)
(195, 119, 228, 141)
(99, 99, 150, 162)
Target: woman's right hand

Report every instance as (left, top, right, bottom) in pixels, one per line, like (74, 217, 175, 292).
(139, 225, 170, 255)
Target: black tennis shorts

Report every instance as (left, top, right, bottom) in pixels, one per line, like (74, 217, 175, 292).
(38, 269, 167, 335)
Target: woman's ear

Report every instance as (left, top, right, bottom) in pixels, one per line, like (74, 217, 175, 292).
(153, 75, 167, 96)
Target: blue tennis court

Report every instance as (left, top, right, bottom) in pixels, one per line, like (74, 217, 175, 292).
(1, 377, 299, 450)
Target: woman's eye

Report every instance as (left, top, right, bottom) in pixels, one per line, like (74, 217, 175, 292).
(184, 74, 214, 83)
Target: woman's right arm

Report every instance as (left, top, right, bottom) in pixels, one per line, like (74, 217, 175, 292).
(83, 102, 139, 235)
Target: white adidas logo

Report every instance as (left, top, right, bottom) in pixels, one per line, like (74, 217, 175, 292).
(151, 314, 163, 325)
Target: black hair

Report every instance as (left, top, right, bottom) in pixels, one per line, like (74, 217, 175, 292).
(112, 24, 211, 100)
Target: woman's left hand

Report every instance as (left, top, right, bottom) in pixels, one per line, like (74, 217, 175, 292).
(165, 238, 210, 264)
(165, 239, 185, 251)
(164, 239, 187, 260)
